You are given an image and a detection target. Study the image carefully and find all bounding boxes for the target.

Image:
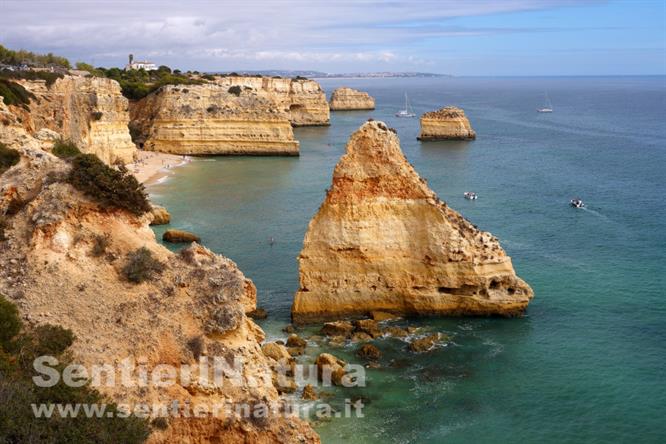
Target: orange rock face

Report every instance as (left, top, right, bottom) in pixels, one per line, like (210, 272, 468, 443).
(292, 121, 532, 324)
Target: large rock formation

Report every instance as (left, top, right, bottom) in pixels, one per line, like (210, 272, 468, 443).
(417, 106, 476, 141)
(9, 75, 136, 164)
(292, 121, 532, 324)
(329, 87, 375, 111)
(0, 123, 319, 442)
(129, 84, 300, 156)
(214, 76, 330, 126)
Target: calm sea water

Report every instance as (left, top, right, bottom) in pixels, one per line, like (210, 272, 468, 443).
(149, 77, 666, 443)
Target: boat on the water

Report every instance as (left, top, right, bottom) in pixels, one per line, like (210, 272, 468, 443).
(570, 198, 584, 208)
(537, 92, 553, 113)
(464, 191, 478, 200)
(396, 93, 416, 118)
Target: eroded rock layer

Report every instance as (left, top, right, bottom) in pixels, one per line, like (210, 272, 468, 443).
(292, 121, 532, 324)
(418, 106, 476, 141)
(129, 84, 300, 155)
(329, 87, 375, 111)
(214, 76, 330, 126)
(0, 122, 319, 443)
(11, 75, 136, 164)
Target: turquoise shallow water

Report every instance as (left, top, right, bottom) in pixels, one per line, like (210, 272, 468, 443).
(149, 77, 666, 443)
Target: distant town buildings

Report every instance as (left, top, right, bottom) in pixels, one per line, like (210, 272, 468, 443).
(125, 54, 157, 71)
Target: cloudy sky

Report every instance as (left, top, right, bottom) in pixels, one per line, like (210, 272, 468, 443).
(1, 0, 664, 75)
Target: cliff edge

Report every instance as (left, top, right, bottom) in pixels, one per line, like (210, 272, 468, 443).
(9, 75, 136, 164)
(0, 120, 318, 442)
(292, 121, 532, 324)
(130, 84, 300, 156)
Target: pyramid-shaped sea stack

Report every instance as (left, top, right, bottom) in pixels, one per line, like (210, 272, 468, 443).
(292, 121, 532, 324)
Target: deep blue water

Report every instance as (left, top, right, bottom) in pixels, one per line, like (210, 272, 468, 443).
(149, 76, 666, 443)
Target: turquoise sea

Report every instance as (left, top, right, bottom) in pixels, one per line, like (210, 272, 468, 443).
(149, 77, 666, 443)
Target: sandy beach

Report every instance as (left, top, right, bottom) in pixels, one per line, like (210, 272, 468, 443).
(128, 150, 191, 185)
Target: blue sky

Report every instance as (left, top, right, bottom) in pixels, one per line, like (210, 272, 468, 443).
(1, 0, 664, 75)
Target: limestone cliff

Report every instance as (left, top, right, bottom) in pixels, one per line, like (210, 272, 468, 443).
(10, 75, 136, 164)
(292, 121, 532, 324)
(130, 84, 300, 156)
(0, 125, 318, 442)
(417, 106, 476, 141)
(329, 87, 375, 111)
(214, 76, 330, 126)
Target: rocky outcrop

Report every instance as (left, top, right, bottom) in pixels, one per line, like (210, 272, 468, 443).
(417, 106, 476, 141)
(129, 84, 300, 156)
(214, 76, 330, 126)
(291, 121, 532, 324)
(162, 229, 201, 243)
(149, 204, 171, 225)
(9, 75, 136, 164)
(329, 87, 375, 111)
(0, 125, 318, 443)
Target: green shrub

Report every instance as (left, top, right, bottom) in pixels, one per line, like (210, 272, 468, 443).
(201, 74, 215, 81)
(91, 233, 111, 257)
(122, 247, 164, 283)
(67, 154, 151, 216)
(0, 44, 71, 69)
(0, 215, 7, 241)
(0, 295, 21, 351)
(0, 142, 20, 174)
(0, 79, 35, 108)
(32, 324, 75, 357)
(228, 85, 242, 96)
(52, 139, 81, 159)
(0, 295, 151, 443)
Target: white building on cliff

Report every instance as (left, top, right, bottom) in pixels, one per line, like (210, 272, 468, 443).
(125, 54, 157, 71)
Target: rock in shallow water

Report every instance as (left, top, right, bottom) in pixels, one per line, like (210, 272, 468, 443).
(163, 229, 201, 243)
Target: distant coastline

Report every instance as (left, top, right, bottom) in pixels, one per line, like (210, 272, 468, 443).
(210, 70, 451, 79)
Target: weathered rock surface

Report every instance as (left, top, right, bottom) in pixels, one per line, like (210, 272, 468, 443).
(357, 343, 381, 361)
(417, 106, 476, 141)
(129, 84, 300, 156)
(292, 121, 533, 323)
(149, 204, 171, 225)
(409, 333, 441, 353)
(329, 87, 375, 111)
(0, 126, 319, 443)
(9, 75, 136, 163)
(315, 353, 347, 386)
(162, 229, 200, 243)
(214, 76, 330, 126)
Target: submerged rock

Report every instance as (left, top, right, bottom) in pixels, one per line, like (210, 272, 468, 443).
(292, 121, 533, 324)
(247, 307, 268, 320)
(320, 320, 354, 337)
(329, 87, 375, 111)
(409, 333, 441, 353)
(417, 106, 476, 141)
(357, 343, 381, 361)
(286, 334, 307, 348)
(162, 229, 201, 243)
(302, 384, 318, 400)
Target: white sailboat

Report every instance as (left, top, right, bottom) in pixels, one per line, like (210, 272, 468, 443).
(396, 93, 416, 117)
(537, 92, 553, 113)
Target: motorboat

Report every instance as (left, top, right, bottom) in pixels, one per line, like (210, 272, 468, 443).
(464, 192, 478, 200)
(570, 198, 584, 208)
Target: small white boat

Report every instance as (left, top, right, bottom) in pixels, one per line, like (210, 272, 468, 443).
(570, 198, 584, 208)
(395, 93, 416, 118)
(537, 92, 553, 113)
(464, 192, 478, 200)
